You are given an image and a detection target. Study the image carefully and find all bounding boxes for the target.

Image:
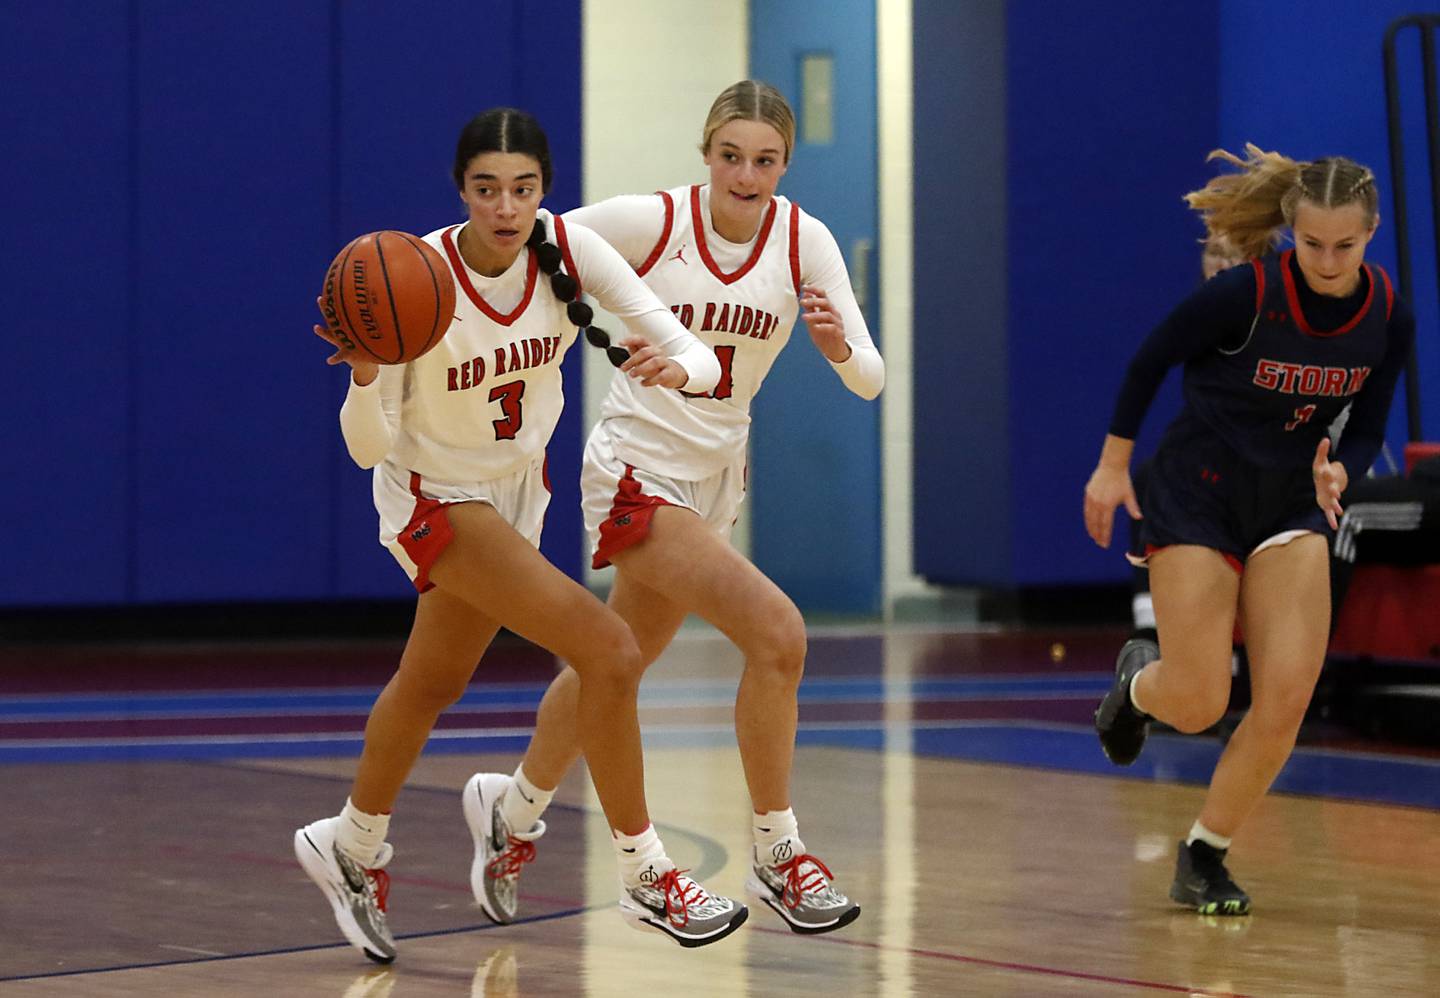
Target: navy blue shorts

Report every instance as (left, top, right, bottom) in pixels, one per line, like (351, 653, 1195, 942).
(1128, 417, 1329, 571)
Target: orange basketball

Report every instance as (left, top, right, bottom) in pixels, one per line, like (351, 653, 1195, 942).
(321, 230, 457, 365)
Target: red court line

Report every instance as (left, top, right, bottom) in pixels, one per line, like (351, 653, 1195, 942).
(749, 925, 1252, 998)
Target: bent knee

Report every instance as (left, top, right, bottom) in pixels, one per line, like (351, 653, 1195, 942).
(394, 669, 471, 713)
(570, 620, 644, 687)
(745, 605, 807, 682)
(1249, 684, 1316, 735)
(1166, 689, 1231, 734)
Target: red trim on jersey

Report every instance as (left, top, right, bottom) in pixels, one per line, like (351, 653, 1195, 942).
(1378, 265, 1394, 320)
(788, 202, 803, 295)
(441, 225, 539, 326)
(400, 472, 456, 593)
(1279, 249, 1376, 337)
(1250, 258, 1265, 316)
(553, 215, 581, 296)
(1144, 543, 1243, 576)
(636, 190, 676, 277)
(690, 184, 777, 285)
(592, 465, 673, 569)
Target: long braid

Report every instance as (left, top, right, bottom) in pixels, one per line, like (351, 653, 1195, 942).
(526, 220, 628, 367)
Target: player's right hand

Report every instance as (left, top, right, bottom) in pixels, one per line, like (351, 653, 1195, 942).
(1083, 464, 1142, 549)
(314, 297, 380, 385)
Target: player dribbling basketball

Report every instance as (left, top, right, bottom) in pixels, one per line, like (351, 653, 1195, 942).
(294, 107, 747, 961)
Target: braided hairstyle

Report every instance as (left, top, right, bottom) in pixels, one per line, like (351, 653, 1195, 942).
(1184, 143, 1379, 259)
(524, 221, 628, 367)
(453, 107, 625, 368)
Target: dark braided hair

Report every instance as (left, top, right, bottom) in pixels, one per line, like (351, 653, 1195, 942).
(453, 107, 627, 368)
(525, 221, 628, 368)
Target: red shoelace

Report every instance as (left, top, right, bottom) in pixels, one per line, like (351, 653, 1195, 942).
(773, 853, 834, 910)
(652, 867, 706, 928)
(485, 836, 538, 879)
(366, 867, 391, 913)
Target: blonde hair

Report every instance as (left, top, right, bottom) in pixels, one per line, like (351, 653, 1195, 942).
(1184, 143, 1379, 259)
(700, 80, 796, 163)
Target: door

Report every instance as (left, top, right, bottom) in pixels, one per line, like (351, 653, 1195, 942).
(749, 0, 882, 613)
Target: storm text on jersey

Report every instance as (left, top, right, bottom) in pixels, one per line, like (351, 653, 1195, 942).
(1251, 361, 1372, 397)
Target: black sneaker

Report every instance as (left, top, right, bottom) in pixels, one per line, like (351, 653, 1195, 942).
(1094, 637, 1157, 765)
(1169, 839, 1251, 916)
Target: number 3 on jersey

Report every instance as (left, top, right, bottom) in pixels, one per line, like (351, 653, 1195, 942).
(681, 345, 735, 401)
(489, 380, 525, 439)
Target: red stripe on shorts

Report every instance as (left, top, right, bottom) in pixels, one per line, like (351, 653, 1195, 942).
(592, 466, 672, 570)
(399, 472, 456, 593)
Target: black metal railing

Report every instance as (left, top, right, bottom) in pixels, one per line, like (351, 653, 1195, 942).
(1383, 13, 1440, 441)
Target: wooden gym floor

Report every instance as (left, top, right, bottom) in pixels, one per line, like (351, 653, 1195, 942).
(3, 626, 1439, 996)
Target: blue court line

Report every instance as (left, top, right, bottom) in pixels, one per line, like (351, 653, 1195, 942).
(5, 717, 1439, 813)
(0, 674, 1110, 720)
(801, 721, 1440, 811)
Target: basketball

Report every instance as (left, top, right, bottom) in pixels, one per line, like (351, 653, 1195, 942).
(321, 231, 457, 365)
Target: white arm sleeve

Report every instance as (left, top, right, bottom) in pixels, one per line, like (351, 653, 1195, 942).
(563, 195, 669, 269)
(799, 212, 885, 400)
(567, 222, 720, 394)
(338, 365, 401, 468)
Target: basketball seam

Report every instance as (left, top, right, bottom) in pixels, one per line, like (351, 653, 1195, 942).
(375, 233, 404, 364)
(400, 231, 445, 358)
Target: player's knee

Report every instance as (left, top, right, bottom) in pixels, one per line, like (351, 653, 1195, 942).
(1250, 678, 1316, 735)
(395, 667, 471, 713)
(1168, 687, 1230, 734)
(572, 621, 644, 693)
(747, 604, 807, 685)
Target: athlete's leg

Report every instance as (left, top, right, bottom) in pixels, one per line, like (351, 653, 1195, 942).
(428, 502, 650, 834)
(609, 504, 806, 813)
(521, 574, 689, 790)
(351, 588, 500, 813)
(1197, 534, 1329, 836)
(1132, 546, 1241, 733)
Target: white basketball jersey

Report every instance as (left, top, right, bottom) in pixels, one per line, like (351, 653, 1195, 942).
(600, 184, 803, 479)
(387, 210, 579, 483)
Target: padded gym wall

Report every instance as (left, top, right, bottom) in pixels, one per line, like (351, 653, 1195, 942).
(2, 0, 583, 607)
(912, 0, 1220, 586)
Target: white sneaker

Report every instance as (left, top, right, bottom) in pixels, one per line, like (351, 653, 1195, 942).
(618, 859, 748, 948)
(463, 773, 545, 924)
(294, 816, 397, 963)
(746, 840, 860, 934)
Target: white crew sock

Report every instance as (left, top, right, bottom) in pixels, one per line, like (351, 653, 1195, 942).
(613, 824, 669, 889)
(1186, 820, 1232, 852)
(499, 764, 553, 835)
(336, 798, 390, 866)
(1128, 669, 1150, 716)
(752, 808, 804, 867)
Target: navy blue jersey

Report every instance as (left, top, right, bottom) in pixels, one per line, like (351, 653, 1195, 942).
(1182, 250, 1390, 469)
(1111, 251, 1415, 481)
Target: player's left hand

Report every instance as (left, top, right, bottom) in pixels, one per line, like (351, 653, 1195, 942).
(800, 285, 852, 363)
(618, 335, 689, 389)
(1312, 437, 1349, 530)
